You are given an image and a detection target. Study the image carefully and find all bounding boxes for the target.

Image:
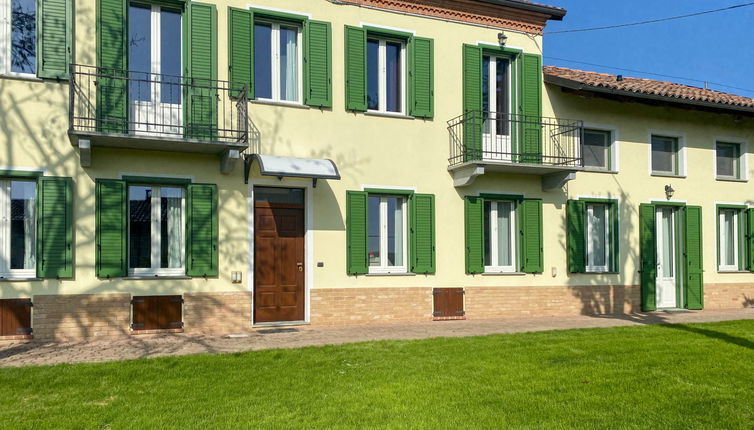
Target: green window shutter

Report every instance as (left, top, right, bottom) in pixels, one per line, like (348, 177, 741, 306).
(520, 53, 542, 164)
(566, 200, 586, 273)
(186, 184, 218, 277)
(96, 0, 128, 133)
(685, 206, 704, 310)
(346, 191, 368, 275)
(37, 177, 73, 278)
(95, 179, 127, 278)
(410, 193, 435, 274)
(462, 44, 482, 161)
(408, 36, 433, 118)
(228, 7, 253, 99)
(37, 0, 72, 79)
(748, 209, 754, 271)
(464, 196, 484, 274)
(639, 203, 657, 311)
(304, 20, 332, 108)
(185, 2, 218, 140)
(344, 26, 367, 111)
(520, 198, 543, 273)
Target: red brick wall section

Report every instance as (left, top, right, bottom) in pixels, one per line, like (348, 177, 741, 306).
(32, 294, 131, 341)
(311, 287, 434, 325)
(183, 292, 253, 334)
(704, 283, 754, 310)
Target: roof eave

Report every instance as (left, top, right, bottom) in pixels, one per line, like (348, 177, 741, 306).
(544, 75, 754, 115)
(474, 0, 566, 20)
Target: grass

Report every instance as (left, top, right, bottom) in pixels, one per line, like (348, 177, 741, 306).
(1, 320, 753, 429)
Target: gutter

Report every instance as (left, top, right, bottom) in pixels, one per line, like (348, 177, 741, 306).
(474, 0, 566, 20)
(544, 75, 754, 115)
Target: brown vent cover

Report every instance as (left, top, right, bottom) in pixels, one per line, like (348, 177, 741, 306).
(433, 288, 465, 320)
(132, 296, 184, 331)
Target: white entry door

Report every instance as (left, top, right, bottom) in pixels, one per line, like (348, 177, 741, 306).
(128, 3, 183, 136)
(482, 55, 512, 161)
(655, 207, 678, 308)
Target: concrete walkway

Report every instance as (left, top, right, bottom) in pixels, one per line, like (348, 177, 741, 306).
(1, 308, 752, 368)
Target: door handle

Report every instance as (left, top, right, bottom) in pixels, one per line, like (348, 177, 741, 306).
(297, 262, 303, 272)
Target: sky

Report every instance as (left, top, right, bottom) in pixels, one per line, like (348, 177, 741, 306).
(542, 0, 754, 97)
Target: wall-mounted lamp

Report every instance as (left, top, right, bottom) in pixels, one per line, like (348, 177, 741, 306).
(664, 185, 675, 200)
(497, 32, 508, 46)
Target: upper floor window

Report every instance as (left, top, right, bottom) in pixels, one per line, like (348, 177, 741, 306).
(716, 141, 745, 181)
(368, 195, 407, 273)
(1, 0, 36, 76)
(254, 20, 302, 103)
(651, 135, 681, 176)
(367, 37, 405, 114)
(583, 129, 612, 171)
(483, 200, 517, 273)
(129, 185, 185, 276)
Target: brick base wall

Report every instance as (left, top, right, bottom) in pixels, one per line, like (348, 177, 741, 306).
(310, 287, 434, 325)
(32, 294, 131, 341)
(704, 283, 754, 310)
(183, 292, 252, 334)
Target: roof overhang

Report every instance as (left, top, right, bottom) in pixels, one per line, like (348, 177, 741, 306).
(244, 154, 341, 186)
(474, 0, 566, 20)
(544, 74, 754, 116)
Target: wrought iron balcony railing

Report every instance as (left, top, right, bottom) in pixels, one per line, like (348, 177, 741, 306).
(68, 64, 249, 147)
(448, 111, 584, 168)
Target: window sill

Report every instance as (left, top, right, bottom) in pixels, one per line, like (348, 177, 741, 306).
(651, 172, 686, 179)
(0, 277, 42, 282)
(717, 269, 749, 274)
(481, 271, 526, 276)
(123, 276, 192, 280)
(715, 177, 748, 183)
(583, 167, 618, 174)
(0, 73, 43, 83)
(364, 111, 414, 120)
(583, 271, 620, 275)
(366, 272, 416, 277)
(251, 99, 310, 110)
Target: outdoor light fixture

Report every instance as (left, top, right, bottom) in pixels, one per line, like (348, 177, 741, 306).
(498, 31, 508, 45)
(664, 185, 675, 200)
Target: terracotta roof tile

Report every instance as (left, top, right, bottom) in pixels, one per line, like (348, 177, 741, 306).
(543, 66, 754, 110)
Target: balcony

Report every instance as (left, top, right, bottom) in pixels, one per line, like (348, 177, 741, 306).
(447, 111, 584, 190)
(68, 64, 249, 173)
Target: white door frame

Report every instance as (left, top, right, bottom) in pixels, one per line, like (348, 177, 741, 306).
(655, 206, 679, 309)
(482, 55, 512, 162)
(247, 177, 313, 326)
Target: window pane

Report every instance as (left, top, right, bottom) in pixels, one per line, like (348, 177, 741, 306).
(367, 39, 379, 110)
(386, 197, 403, 266)
(496, 58, 510, 135)
(584, 130, 609, 169)
(497, 202, 512, 267)
(482, 56, 490, 134)
(722, 210, 736, 267)
(160, 187, 183, 269)
(160, 8, 182, 104)
(367, 196, 380, 266)
(129, 186, 152, 268)
(589, 204, 607, 267)
(11, 0, 36, 74)
(279, 26, 299, 101)
(385, 41, 402, 113)
(9, 181, 35, 270)
(661, 209, 674, 277)
(254, 23, 273, 99)
(483, 201, 491, 266)
(652, 136, 677, 174)
(716, 143, 738, 178)
(129, 4, 152, 102)
(254, 187, 304, 205)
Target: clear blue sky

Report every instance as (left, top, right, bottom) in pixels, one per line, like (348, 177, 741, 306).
(542, 0, 754, 97)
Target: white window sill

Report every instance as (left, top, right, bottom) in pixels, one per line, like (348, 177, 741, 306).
(0, 73, 43, 83)
(251, 99, 309, 109)
(364, 110, 414, 120)
(123, 275, 192, 280)
(482, 271, 526, 276)
(583, 167, 618, 174)
(717, 269, 748, 273)
(651, 172, 686, 179)
(0, 277, 41, 282)
(584, 270, 619, 275)
(715, 176, 748, 183)
(366, 272, 415, 276)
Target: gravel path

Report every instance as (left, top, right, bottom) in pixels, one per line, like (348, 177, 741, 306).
(1, 308, 752, 368)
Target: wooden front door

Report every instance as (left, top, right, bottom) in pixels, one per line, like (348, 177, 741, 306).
(254, 202, 305, 323)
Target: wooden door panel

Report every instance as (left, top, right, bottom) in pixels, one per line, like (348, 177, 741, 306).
(133, 296, 182, 330)
(0, 299, 32, 336)
(433, 288, 465, 319)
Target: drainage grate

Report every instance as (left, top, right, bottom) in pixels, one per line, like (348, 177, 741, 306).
(257, 328, 299, 334)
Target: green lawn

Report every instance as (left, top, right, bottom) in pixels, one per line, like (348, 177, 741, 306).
(1, 320, 753, 429)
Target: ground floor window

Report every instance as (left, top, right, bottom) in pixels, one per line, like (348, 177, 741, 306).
(368, 195, 407, 273)
(128, 185, 185, 276)
(0, 180, 35, 277)
(484, 200, 516, 272)
(586, 203, 610, 272)
(718, 207, 743, 271)
(567, 198, 618, 274)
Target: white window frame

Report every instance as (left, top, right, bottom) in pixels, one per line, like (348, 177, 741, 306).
(128, 185, 186, 277)
(582, 129, 611, 171)
(0, 179, 36, 279)
(484, 200, 517, 273)
(714, 139, 748, 182)
(368, 195, 408, 274)
(255, 19, 303, 104)
(585, 203, 611, 273)
(648, 131, 686, 177)
(367, 37, 406, 114)
(718, 208, 740, 272)
(0, 0, 36, 78)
